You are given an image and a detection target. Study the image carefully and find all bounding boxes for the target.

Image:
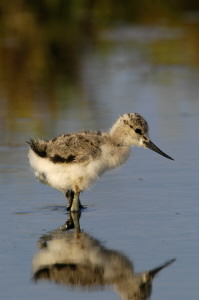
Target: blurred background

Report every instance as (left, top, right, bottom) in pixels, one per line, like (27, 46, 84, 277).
(0, 0, 199, 143)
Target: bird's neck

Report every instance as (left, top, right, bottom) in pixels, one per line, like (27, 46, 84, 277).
(109, 123, 132, 147)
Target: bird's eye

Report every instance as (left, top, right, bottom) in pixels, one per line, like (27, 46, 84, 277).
(135, 128, 142, 135)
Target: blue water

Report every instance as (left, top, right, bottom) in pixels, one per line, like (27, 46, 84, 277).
(1, 24, 199, 300)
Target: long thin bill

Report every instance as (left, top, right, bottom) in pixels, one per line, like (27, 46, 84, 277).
(148, 258, 176, 278)
(144, 140, 174, 160)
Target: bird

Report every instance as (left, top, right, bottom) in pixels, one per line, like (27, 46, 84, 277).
(28, 113, 174, 211)
(32, 214, 176, 300)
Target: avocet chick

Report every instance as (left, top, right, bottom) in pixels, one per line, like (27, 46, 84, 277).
(28, 113, 173, 211)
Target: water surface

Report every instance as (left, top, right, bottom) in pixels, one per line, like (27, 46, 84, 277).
(1, 21, 199, 300)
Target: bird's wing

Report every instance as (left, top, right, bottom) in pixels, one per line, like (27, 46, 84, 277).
(46, 132, 104, 164)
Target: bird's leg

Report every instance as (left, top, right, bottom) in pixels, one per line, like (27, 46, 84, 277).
(66, 190, 85, 211)
(65, 213, 75, 230)
(70, 192, 81, 212)
(78, 197, 85, 210)
(70, 212, 81, 233)
(65, 190, 74, 211)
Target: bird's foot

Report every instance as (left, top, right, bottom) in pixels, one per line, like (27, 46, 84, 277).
(66, 204, 72, 211)
(65, 218, 75, 230)
(70, 200, 87, 212)
(66, 190, 74, 210)
(69, 211, 81, 232)
(70, 192, 81, 212)
(79, 203, 86, 210)
(66, 190, 86, 212)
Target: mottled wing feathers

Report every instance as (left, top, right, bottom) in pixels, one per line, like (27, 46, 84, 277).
(50, 153, 76, 163)
(28, 131, 106, 164)
(47, 132, 103, 163)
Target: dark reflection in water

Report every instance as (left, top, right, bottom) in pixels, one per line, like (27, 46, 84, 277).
(32, 213, 175, 300)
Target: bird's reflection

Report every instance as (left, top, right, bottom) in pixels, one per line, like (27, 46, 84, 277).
(32, 213, 175, 300)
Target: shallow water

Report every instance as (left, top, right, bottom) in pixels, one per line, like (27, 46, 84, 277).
(1, 22, 199, 299)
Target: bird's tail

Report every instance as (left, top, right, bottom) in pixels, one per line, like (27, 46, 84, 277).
(27, 139, 47, 158)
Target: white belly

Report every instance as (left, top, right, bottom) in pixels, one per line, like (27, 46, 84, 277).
(29, 149, 108, 192)
(28, 144, 130, 193)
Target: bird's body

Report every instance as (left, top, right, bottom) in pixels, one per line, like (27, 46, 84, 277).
(28, 131, 130, 193)
(28, 113, 173, 211)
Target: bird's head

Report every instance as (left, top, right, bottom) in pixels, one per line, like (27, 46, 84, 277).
(110, 113, 174, 160)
